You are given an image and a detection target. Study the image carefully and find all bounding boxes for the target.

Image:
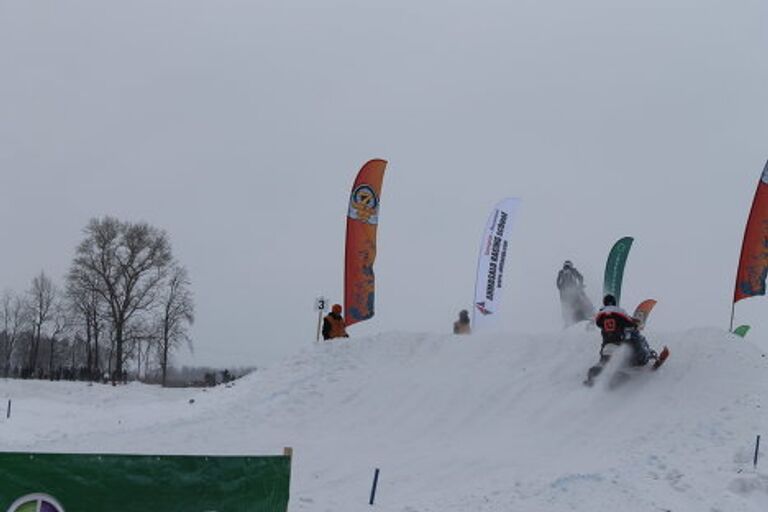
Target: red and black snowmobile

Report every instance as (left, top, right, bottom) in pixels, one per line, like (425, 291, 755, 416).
(583, 332, 669, 388)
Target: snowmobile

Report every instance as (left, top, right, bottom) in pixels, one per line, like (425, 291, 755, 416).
(583, 329, 669, 388)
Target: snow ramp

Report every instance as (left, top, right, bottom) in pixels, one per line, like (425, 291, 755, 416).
(3, 328, 767, 511)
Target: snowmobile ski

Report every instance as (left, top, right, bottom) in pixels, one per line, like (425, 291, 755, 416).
(583, 364, 603, 387)
(652, 345, 670, 370)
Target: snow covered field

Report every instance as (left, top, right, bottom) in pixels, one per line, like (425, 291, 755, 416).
(2, 328, 767, 511)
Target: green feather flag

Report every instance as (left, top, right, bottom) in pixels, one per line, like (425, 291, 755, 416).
(733, 325, 751, 338)
(603, 237, 634, 306)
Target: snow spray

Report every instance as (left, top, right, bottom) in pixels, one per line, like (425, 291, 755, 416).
(369, 468, 380, 505)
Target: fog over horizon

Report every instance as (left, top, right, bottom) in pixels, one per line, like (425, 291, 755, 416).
(1, 0, 767, 368)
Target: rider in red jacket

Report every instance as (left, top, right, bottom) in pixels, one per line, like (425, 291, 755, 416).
(595, 294, 638, 345)
(585, 294, 657, 385)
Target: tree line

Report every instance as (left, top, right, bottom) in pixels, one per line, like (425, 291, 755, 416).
(0, 216, 194, 386)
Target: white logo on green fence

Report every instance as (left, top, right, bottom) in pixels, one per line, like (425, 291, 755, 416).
(7, 494, 64, 512)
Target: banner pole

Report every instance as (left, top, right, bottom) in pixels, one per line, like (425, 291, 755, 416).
(316, 310, 323, 342)
(729, 302, 735, 333)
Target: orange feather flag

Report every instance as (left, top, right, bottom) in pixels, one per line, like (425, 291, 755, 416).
(345, 159, 387, 327)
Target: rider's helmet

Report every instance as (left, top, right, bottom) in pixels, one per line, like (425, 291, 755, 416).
(603, 294, 617, 307)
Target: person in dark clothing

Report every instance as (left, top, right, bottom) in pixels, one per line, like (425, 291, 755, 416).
(322, 304, 349, 341)
(557, 260, 584, 292)
(557, 260, 594, 327)
(453, 309, 471, 335)
(585, 294, 655, 385)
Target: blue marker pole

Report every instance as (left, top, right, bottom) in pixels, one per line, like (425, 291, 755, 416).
(754, 435, 761, 469)
(369, 468, 380, 505)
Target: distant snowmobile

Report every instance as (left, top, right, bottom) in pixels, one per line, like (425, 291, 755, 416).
(583, 294, 669, 387)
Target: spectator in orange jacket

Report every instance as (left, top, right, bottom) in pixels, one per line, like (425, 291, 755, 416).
(322, 304, 349, 340)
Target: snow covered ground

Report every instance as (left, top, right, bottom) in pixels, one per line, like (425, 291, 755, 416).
(1, 327, 767, 511)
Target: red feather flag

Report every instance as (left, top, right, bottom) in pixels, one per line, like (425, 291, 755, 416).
(734, 160, 768, 305)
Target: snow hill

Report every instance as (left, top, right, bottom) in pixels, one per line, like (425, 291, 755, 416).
(2, 328, 767, 511)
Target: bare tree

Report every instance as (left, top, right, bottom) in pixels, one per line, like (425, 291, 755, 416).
(66, 280, 105, 380)
(123, 317, 155, 380)
(157, 264, 195, 386)
(68, 217, 173, 381)
(1, 290, 28, 377)
(47, 299, 71, 378)
(26, 271, 57, 372)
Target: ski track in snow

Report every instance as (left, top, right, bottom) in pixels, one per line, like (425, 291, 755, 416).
(1, 327, 767, 511)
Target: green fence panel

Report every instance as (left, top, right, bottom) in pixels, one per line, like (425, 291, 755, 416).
(0, 452, 291, 512)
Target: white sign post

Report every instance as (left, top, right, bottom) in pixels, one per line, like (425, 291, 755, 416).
(315, 297, 328, 342)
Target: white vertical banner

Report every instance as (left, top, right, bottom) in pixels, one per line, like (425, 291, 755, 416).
(473, 198, 521, 330)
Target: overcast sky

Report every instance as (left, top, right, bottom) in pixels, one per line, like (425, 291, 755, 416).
(1, 0, 767, 367)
